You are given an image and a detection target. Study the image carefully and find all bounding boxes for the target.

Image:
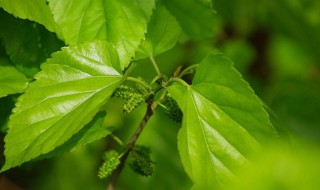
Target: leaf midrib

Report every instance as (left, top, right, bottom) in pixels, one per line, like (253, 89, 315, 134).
(189, 88, 255, 175)
(16, 76, 120, 115)
(6, 78, 121, 158)
(189, 89, 231, 176)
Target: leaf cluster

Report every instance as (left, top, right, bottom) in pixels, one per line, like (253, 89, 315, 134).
(2, 0, 316, 190)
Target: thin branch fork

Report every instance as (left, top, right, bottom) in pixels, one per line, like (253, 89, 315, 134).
(107, 100, 155, 190)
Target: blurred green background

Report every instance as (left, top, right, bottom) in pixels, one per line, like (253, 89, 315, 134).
(1, 0, 320, 189)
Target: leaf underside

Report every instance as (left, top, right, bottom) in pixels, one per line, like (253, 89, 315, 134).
(0, 9, 63, 77)
(0, 56, 29, 98)
(136, 2, 181, 59)
(162, 0, 216, 40)
(0, 0, 57, 32)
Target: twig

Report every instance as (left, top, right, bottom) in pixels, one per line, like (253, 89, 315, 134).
(177, 64, 199, 78)
(126, 77, 151, 91)
(127, 101, 155, 148)
(107, 99, 155, 190)
(0, 175, 24, 190)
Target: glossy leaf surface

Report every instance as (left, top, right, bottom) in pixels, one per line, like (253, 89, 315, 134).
(38, 111, 111, 160)
(2, 41, 123, 171)
(167, 54, 278, 189)
(49, 0, 155, 69)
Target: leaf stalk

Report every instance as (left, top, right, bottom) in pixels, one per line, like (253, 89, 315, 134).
(149, 55, 161, 76)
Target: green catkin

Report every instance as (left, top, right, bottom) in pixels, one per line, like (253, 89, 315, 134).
(112, 85, 132, 101)
(163, 95, 183, 123)
(98, 150, 120, 179)
(112, 85, 145, 113)
(129, 146, 154, 177)
(103, 150, 119, 161)
(123, 93, 144, 114)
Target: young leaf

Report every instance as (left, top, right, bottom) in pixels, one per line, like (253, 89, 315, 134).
(49, 0, 155, 69)
(0, 0, 58, 33)
(167, 54, 278, 189)
(136, 2, 181, 59)
(2, 41, 123, 171)
(0, 57, 29, 98)
(162, 0, 216, 40)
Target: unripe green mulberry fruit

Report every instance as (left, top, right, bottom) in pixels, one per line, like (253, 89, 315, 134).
(123, 93, 144, 114)
(129, 146, 154, 177)
(112, 85, 132, 101)
(98, 150, 120, 179)
(130, 156, 153, 177)
(112, 85, 145, 113)
(163, 95, 183, 123)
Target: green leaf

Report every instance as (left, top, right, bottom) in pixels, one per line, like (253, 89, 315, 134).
(0, 57, 29, 98)
(162, 0, 216, 40)
(0, 9, 63, 77)
(0, 0, 58, 33)
(2, 41, 123, 171)
(0, 95, 16, 133)
(37, 111, 111, 160)
(49, 0, 155, 69)
(167, 54, 278, 189)
(136, 3, 181, 59)
(195, 0, 213, 8)
(224, 143, 320, 190)
(65, 111, 111, 151)
(267, 80, 320, 142)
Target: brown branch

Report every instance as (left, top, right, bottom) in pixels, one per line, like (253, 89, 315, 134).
(0, 175, 24, 190)
(107, 100, 155, 190)
(127, 101, 155, 148)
